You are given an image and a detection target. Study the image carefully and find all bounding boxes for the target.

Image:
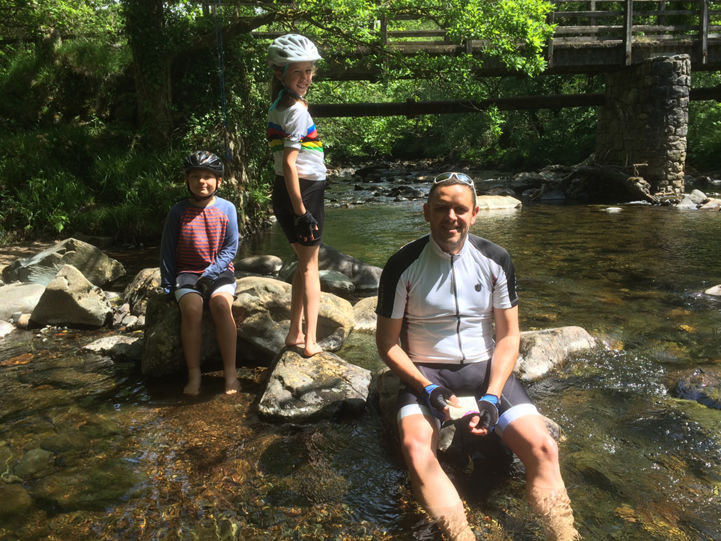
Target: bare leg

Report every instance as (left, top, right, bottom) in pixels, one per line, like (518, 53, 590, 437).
(285, 266, 305, 347)
(292, 243, 322, 357)
(399, 413, 475, 540)
(209, 292, 239, 394)
(502, 415, 579, 541)
(178, 292, 204, 395)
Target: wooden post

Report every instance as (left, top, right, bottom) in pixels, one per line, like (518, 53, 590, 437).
(700, 0, 709, 65)
(547, 7, 555, 68)
(624, 0, 633, 66)
(380, 16, 388, 46)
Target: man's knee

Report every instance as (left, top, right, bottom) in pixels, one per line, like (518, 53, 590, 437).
(400, 423, 437, 471)
(530, 431, 560, 466)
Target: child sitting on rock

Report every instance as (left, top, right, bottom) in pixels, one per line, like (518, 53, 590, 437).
(160, 151, 240, 395)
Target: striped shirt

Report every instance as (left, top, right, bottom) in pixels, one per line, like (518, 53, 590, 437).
(267, 101, 326, 180)
(160, 197, 238, 293)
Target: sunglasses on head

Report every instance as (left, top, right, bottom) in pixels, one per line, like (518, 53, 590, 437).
(432, 172, 474, 187)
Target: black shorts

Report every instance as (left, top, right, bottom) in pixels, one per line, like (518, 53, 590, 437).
(272, 175, 326, 246)
(397, 361, 539, 436)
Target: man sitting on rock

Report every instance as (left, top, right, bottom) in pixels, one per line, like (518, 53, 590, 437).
(375, 172, 579, 540)
(160, 151, 239, 396)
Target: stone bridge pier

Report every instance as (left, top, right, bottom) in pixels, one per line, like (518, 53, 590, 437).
(595, 54, 690, 194)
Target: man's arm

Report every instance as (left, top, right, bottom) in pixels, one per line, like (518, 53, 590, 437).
(486, 305, 521, 398)
(376, 315, 433, 393)
(376, 315, 459, 419)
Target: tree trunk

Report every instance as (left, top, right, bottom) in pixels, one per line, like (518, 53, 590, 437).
(122, 0, 172, 146)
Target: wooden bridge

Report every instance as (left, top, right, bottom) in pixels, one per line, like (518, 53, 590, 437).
(324, 0, 721, 77)
(255, 1, 721, 117)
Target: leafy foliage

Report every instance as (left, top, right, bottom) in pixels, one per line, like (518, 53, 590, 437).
(1, 0, 717, 243)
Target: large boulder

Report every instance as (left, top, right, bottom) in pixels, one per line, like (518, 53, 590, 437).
(258, 349, 372, 421)
(122, 267, 162, 316)
(319, 270, 355, 295)
(30, 265, 112, 328)
(515, 326, 597, 381)
(141, 294, 220, 377)
(318, 244, 382, 295)
(2, 238, 125, 286)
(0, 282, 45, 320)
(233, 276, 354, 362)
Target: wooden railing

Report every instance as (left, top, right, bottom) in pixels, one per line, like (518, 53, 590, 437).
(253, 1, 721, 71)
(547, 0, 721, 66)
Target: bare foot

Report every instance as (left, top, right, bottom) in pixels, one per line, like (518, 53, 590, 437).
(183, 369, 201, 396)
(303, 342, 323, 357)
(225, 378, 240, 395)
(285, 331, 305, 347)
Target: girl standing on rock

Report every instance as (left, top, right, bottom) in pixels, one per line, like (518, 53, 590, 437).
(266, 34, 326, 357)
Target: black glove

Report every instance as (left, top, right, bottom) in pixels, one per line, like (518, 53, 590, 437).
(293, 211, 318, 242)
(474, 394, 500, 432)
(423, 383, 454, 420)
(194, 275, 214, 298)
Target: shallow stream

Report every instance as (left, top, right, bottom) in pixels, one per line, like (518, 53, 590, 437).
(1, 176, 720, 540)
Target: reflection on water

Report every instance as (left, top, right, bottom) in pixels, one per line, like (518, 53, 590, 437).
(2, 196, 721, 540)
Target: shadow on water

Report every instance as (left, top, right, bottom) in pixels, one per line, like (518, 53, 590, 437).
(1, 192, 721, 539)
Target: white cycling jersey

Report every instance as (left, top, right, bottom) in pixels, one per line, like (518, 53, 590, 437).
(376, 233, 518, 364)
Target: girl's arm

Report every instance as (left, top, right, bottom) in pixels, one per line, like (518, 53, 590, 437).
(282, 147, 305, 216)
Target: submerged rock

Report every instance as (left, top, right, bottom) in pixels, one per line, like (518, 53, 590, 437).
(30, 265, 113, 328)
(258, 349, 372, 421)
(84, 334, 144, 363)
(0, 484, 33, 518)
(674, 368, 721, 409)
(2, 237, 125, 286)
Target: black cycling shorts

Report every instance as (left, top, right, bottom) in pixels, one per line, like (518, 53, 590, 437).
(272, 175, 326, 246)
(397, 361, 539, 436)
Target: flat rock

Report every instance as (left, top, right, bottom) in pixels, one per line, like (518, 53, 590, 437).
(258, 349, 371, 421)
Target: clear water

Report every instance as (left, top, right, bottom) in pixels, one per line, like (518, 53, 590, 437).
(2, 187, 721, 540)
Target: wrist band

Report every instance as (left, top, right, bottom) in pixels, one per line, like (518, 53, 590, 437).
(480, 394, 499, 406)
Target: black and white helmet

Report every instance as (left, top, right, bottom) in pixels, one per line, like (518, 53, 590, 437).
(183, 150, 223, 177)
(267, 34, 321, 67)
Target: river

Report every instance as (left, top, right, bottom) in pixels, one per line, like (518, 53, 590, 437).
(1, 175, 720, 540)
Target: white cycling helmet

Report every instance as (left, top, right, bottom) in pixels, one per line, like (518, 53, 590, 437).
(267, 34, 322, 67)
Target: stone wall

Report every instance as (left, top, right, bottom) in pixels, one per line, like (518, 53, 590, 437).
(595, 54, 690, 194)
